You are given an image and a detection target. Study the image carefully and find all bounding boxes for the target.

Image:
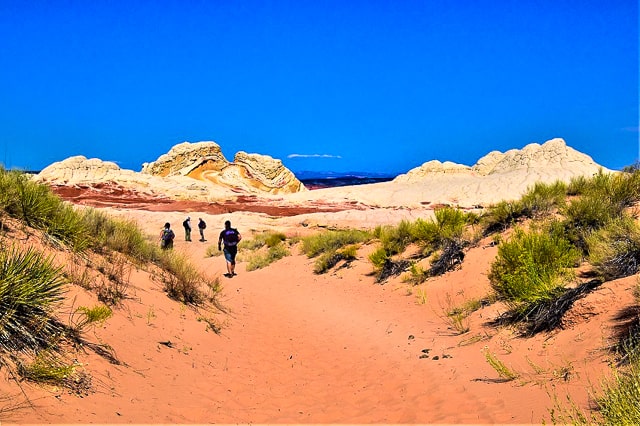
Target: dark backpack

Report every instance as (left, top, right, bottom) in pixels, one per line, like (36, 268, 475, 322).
(199, 220, 206, 229)
(162, 229, 175, 242)
(222, 228, 239, 245)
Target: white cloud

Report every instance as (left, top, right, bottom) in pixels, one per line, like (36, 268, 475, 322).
(287, 153, 342, 159)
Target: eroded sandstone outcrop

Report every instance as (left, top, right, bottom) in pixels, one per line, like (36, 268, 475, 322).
(141, 141, 306, 195)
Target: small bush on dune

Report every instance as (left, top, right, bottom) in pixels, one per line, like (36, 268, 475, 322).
(481, 200, 526, 236)
(0, 170, 90, 251)
(157, 250, 219, 305)
(368, 246, 390, 270)
(488, 225, 580, 315)
(313, 244, 358, 274)
(586, 216, 640, 280)
(245, 243, 290, 271)
(594, 349, 640, 424)
(520, 181, 567, 217)
(301, 229, 372, 258)
(403, 262, 429, 285)
(566, 174, 589, 196)
(373, 222, 414, 256)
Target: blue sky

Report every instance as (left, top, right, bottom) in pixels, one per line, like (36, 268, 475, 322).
(0, 0, 637, 175)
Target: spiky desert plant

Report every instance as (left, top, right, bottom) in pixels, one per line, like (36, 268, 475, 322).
(0, 244, 66, 352)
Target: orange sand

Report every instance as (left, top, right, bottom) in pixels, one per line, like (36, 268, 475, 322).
(1, 189, 633, 424)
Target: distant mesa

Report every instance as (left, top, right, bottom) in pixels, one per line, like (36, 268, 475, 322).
(36, 141, 306, 200)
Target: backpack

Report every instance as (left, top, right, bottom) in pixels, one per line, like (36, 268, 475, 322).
(222, 228, 239, 246)
(162, 229, 175, 242)
(199, 220, 206, 229)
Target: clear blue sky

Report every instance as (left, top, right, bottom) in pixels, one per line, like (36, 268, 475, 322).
(1, 0, 637, 174)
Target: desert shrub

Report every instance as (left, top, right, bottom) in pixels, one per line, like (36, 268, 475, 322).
(301, 229, 372, 258)
(566, 174, 589, 196)
(157, 250, 217, 305)
(238, 231, 287, 251)
(0, 244, 66, 352)
(17, 350, 75, 385)
(587, 169, 640, 210)
(0, 170, 90, 250)
(373, 221, 414, 256)
(482, 346, 518, 381)
(403, 263, 429, 285)
(313, 244, 358, 274)
(69, 304, 112, 334)
(488, 226, 580, 314)
(245, 243, 289, 271)
(480, 200, 526, 235)
(586, 216, 640, 280)
(80, 209, 152, 261)
(519, 181, 567, 217)
(594, 354, 640, 424)
(428, 239, 466, 277)
(368, 246, 390, 270)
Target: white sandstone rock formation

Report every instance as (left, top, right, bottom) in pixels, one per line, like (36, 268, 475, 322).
(287, 138, 612, 209)
(141, 141, 305, 194)
(35, 141, 305, 201)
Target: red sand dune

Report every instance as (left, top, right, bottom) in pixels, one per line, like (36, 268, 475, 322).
(1, 185, 632, 424)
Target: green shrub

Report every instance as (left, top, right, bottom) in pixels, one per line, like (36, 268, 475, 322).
(246, 243, 289, 271)
(586, 216, 640, 280)
(488, 226, 580, 313)
(17, 350, 75, 385)
(0, 170, 91, 251)
(0, 244, 66, 352)
(313, 244, 358, 274)
(157, 250, 216, 305)
(368, 246, 390, 270)
(566, 174, 589, 196)
(375, 220, 415, 255)
(70, 305, 112, 333)
(403, 262, 429, 285)
(520, 181, 567, 217)
(481, 200, 526, 235)
(301, 229, 372, 258)
(595, 355, 640, 424)
(80, 209, 152, 261)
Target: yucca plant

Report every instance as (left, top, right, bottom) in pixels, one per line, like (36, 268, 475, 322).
(0, 244, 66, 352)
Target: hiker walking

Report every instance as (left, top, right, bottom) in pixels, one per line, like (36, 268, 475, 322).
(159, 222, 175, 249)
(183, 216, 192, 241)
(218, 220, 242, 277)
(198, 218, 207, 242)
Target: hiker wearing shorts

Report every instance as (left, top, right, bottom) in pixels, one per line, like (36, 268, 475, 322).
(218, 220, 242, 277)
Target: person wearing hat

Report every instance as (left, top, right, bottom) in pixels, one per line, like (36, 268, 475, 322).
(183, 216, 192, 241)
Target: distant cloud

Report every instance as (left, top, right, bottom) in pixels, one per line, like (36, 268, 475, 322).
(287, 153, 342, 159)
